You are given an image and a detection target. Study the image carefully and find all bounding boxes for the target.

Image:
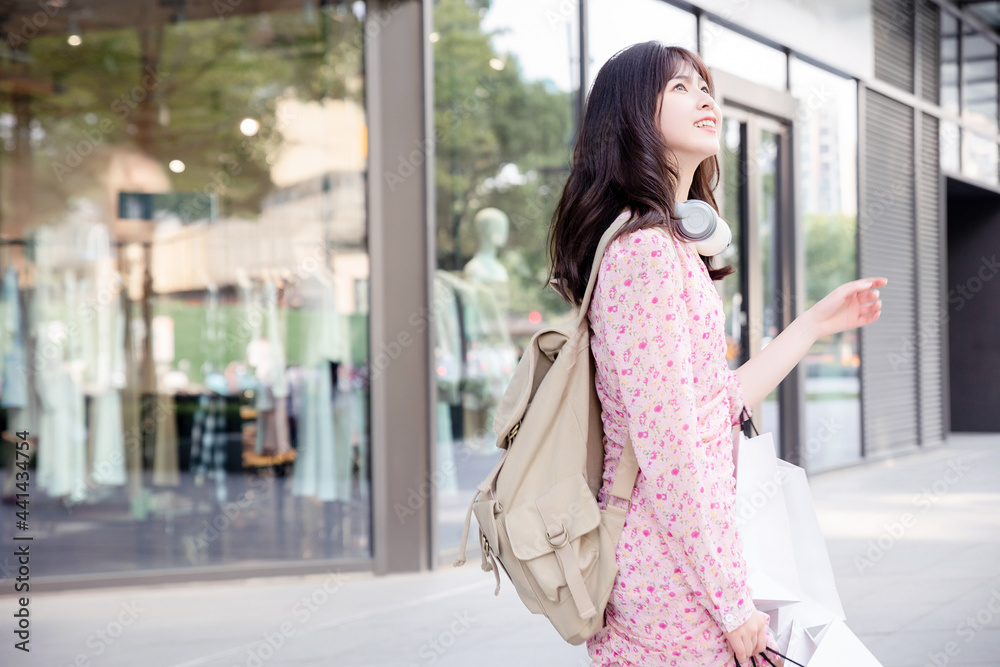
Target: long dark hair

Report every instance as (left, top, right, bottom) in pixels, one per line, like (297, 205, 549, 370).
(547, 41, 735, 308)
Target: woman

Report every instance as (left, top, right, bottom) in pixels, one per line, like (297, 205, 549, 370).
(546, 41, 885, 667)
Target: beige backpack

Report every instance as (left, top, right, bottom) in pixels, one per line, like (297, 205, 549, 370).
(454, 211, 639, 645)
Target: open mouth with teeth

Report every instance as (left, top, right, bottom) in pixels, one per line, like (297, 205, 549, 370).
(694, 120, 716, 130)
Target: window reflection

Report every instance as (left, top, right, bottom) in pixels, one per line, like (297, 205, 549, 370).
(941, 11, 959, 115)
(789, 57, 861, 472)
(702, 20, 787, 91)
(940, 120, 961, 173)
(432, 0, 577, 556)
(961, 130, 999, 185)
(961, 25, 998, 129)
(0, 3, 371, 576)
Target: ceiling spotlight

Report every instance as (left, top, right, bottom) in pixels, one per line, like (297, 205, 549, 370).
(240, 118, 260, 136)
(67, 14, 81, 46)
(169, 160, 185, 173)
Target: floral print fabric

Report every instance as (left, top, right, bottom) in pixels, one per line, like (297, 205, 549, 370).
(585, 212, 772, 666)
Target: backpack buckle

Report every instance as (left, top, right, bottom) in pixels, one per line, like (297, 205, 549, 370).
(545, 523, 569, 549)
(506, 421, 520, 446)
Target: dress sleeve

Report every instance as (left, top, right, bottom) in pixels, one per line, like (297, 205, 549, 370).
(594, 228, 756, 634)
(723, 365, 751, 427)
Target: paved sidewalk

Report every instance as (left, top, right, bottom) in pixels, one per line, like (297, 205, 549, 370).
(1, 433, 998, 667)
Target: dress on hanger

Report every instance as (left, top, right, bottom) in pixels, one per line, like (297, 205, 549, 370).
(251, 279, 291, 456)
(291, 269, 351, 503)
(86, 258, 128, 487)
(190, 284, 227, 502)
(1, 267, 28, 409)
(36, 271, 87, 502)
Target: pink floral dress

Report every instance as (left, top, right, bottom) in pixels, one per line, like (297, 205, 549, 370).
(585, 212, 775, 667)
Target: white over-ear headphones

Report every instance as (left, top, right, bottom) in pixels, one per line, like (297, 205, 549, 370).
(673, 199, 732, 257)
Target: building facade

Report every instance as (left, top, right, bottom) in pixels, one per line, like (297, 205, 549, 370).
(0, 0, 994, 585)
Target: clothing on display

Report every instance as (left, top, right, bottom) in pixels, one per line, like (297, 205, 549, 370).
(191, 393, 228, 504)
(291, 269, 355, 502)
(151, 393, 180, 487)
(34, 274, 88, 503)
(1, 268, 28, 409)
(84, 251, 128, 488)
(291, 361, 351, 503)
(121, 292, 145, 496)
(250, 279, 291, 456)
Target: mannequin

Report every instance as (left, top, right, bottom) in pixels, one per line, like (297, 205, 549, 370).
(463, 207, 511, 315)
(460, 208, 519, 453)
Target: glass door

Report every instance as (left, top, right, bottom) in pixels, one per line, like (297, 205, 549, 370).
(717, 107, 793, 458)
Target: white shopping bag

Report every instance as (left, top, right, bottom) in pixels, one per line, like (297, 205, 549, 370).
(734, 420, 881, 667)
(735, 429, 845, 622)
(775, 617, 882, 667)
(734, 430, 802, 611)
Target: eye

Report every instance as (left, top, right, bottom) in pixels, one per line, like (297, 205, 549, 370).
(701, 86, 711, 93)
(673, 83, 686, 91)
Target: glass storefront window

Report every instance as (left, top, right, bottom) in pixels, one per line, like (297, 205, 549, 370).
(432, 0, 577, 558)
(961, 131, 999, 185)
(941, 11, 960, 116)
(789, 57, 861, 472)
(0, 2, 370, 576)
(586, 0, 697, 92)
(961, 25, 998, 129)
(702, 20, 788, 92)
(941, 120, 961, 173)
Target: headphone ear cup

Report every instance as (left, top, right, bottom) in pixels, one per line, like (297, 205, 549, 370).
(674, 199, 718, 242)
(694, 219, 732, 257)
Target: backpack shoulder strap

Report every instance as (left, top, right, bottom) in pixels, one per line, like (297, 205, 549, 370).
(580, 210, 641, 514)
(575, 209, 634, 327)
(605, 433, 639, 518)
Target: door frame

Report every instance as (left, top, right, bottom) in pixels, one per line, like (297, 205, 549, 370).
(710, 68, 805, 464)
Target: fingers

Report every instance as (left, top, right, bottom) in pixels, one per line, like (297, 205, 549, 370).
(860, 276, 888, 288)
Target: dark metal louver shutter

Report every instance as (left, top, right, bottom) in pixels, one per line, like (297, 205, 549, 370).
(860, 90, 918, 456)
(918, 0, 940, 104)
(917, 113, 945, 448)
(874, 0, 915, 93)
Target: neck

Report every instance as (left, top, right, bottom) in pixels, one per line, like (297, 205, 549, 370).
(674, 162, 695, 204)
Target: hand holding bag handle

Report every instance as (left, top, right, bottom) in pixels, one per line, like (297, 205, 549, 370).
(734, 646, 808, 667)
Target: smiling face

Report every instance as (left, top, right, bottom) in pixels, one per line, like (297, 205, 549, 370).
(656, 61, 721, 168)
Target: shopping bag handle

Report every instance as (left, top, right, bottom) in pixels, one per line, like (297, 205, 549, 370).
(734, 646, 807, 667)
(739, 405, 759, 439)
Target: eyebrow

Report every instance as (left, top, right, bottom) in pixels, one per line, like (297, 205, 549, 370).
(670, 73, 708, 85)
